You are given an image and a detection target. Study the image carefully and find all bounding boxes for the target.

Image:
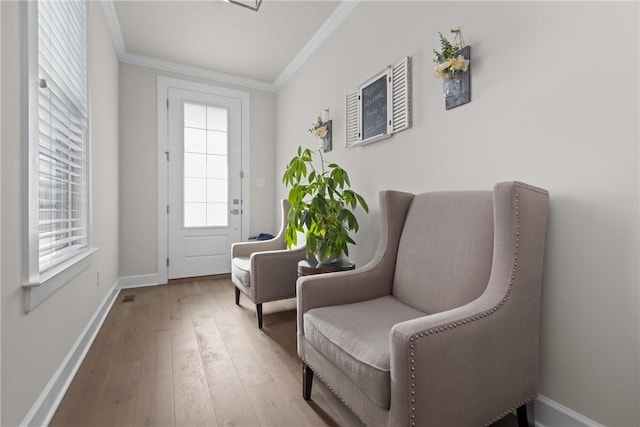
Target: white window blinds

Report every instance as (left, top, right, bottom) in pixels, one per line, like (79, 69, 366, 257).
(37, 0, 89, 273)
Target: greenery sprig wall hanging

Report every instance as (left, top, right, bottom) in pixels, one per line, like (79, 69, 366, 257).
(433, 28, 471, 110)
(282, 146, 369, 263)
(309, 109, 332, 153)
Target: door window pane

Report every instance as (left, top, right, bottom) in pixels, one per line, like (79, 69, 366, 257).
(207, 106, 227, 131)
(184, 128, 206, 153)
(184, 203, 206, 227)
(207, 179, 227, 203)
(184, 178, 206, 203)
(184, 103, 206, 128)
(184, 153, 207, 178)
(183, 102, 229, 227)
(206, 154, 227, 180)
(207, 130, 227, 155)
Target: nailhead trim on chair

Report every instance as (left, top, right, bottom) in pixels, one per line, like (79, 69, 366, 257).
(408, 183, 543, 427)
(484, 395, 537, 427)
(301, 182, 548, 426)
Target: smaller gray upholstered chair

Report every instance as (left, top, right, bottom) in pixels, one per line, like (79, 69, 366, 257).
(232, 199, 306, 328)
(297, 182, 549, 426)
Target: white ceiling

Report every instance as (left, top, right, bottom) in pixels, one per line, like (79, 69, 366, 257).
(109, 0, 347, 89)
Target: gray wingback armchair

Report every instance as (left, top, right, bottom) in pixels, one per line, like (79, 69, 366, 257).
(297, 182, 549, 426)
(232, 199, 306, 328)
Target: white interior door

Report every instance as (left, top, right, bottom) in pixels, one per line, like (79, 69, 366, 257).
(167, 87, 242, 279)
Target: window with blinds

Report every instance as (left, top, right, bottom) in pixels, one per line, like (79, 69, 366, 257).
(36, 0, 89, 274)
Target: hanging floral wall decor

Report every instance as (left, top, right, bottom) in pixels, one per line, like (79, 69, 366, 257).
(309, 109, 332, 153)
(433, 28, 471, 110)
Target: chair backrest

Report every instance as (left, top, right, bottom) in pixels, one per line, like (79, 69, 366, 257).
(276, 199, 291, 242)
(392, 191, 495, 314)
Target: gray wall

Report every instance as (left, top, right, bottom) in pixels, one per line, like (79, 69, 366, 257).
(1, 1, 638, 426)
(0, 3, 120, 425)
(118, 63, 277, 277)
(275, 2, 639, 426)
(0, 2, 3, 423)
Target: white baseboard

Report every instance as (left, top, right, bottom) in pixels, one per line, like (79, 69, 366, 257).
(117, 273, 162, 289)
(20, 281, 121, 427)
(19, 274, 162, 426)
(535, 394, 604, 427)
(19, 274, 603, 427)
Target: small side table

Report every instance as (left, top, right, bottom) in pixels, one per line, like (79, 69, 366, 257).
(297, 259, 355, 277)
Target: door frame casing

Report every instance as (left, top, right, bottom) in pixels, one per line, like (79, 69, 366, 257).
(157, 76, 250, 284)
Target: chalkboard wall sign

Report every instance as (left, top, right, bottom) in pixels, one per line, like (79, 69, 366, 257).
(361, 74, 389, 141)
(345, 56, 412, 148)
(359, 68, 392, 144)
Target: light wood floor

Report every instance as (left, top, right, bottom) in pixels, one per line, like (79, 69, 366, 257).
(51, 276, 519, 427)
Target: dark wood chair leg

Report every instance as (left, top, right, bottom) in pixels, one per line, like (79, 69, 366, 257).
(234, 287, 240, 305)
(256, 303, 263, 329)
(303, 363, 314, 400)
(516, 401, 534, 427)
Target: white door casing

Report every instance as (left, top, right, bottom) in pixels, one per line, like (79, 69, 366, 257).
(157, 77, 250, 283)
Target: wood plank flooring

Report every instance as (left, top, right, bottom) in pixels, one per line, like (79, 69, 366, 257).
(50, 276, 519, 427)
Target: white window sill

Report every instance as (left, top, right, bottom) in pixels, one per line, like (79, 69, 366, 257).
(23, 247, 99, 312)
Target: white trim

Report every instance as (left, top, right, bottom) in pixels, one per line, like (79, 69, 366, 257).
(23, 0, 96, 312)
(534, 395, 604, 427)
(123, 52, 274, 92)
(272, 0, 360, 90)
(100, 0, 125, 59)
(101, 0, 357, 92)
(19, 280, 121, 427)
(25, 0, 39, 287)
(101, 0, 272, 91)
(0, 0, 3, 422)
(16, 277, 606, 427)
(157, 76, 251, 284)
(158, 77, 169, 285)
(23, 248, 99, 312)
(118, 273, 161, 289)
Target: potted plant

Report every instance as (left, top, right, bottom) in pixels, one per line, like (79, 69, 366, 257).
(282, 146, 369, 264)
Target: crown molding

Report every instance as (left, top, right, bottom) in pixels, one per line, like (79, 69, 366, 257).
(273, 0, 360, 90)
(120, 52, 276, 92)
(101, 0, 126, 60)
(100, 0, 358, 92)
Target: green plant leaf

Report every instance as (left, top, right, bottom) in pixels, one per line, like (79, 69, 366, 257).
(342, 190, 355, 209)
(282, 146, 369, 260)
(342, 209, 358, 231)
(342, 170, 351, 187)
(285, 225, 297, 248)
(356, 193, 369, 212)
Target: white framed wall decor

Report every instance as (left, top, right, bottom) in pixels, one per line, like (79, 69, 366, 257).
(346, 56, 412, 147)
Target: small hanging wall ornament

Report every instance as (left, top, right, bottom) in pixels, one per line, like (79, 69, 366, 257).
(433, 27, 471, 110)
(309, 109, 332, 153)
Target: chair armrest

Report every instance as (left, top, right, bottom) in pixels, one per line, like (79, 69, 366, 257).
(233, 198, 298, 258)
(386, 181, 548, 425)
(232, 237, 287, 258)
(251, 245, 307, 274)
(296, 258, 396, 338)
(250, 245, 307, 302)
(297, 189, 415, 336)
(388, 291, 538, 426)
(297, 260, 393, 313)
